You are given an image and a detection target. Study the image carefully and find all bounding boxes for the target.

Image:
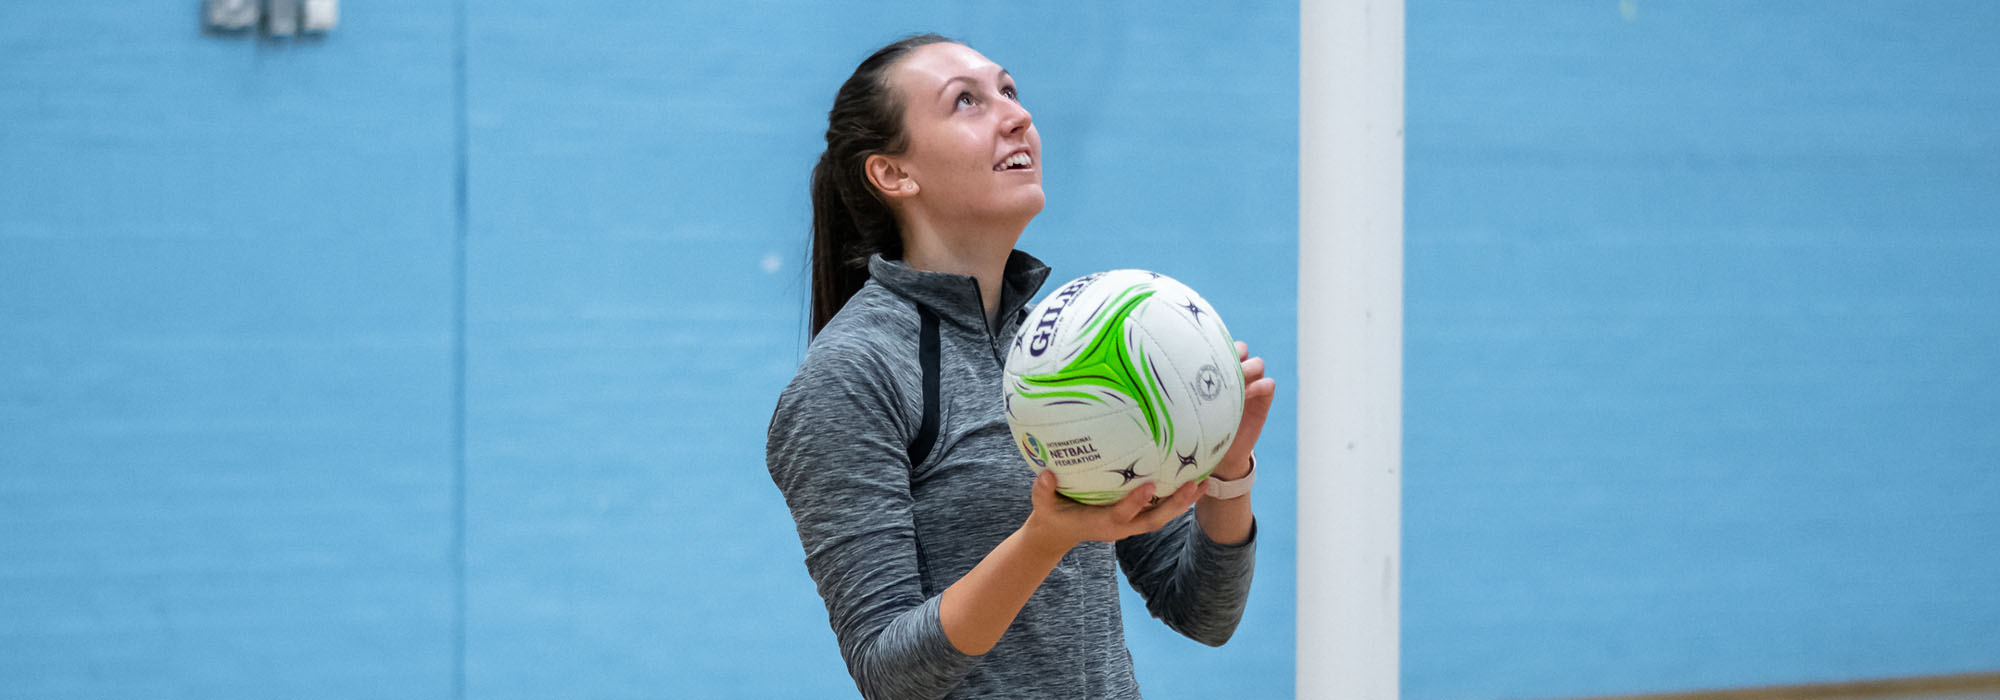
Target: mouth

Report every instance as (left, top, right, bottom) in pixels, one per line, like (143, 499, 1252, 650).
(994, 149, 1034, 172)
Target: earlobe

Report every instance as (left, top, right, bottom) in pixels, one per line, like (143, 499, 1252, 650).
(865, 154, 919, 200)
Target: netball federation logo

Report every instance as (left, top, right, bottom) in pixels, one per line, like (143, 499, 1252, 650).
(1021, 434, 1049, 469)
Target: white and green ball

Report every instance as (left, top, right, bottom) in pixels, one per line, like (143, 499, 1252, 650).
(1002, 270, 1244, 504)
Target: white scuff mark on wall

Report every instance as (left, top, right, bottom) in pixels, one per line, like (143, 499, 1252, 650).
(303, 0, 338, 31)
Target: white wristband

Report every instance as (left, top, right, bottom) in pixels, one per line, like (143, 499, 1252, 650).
(1203, 453, 1256, 500)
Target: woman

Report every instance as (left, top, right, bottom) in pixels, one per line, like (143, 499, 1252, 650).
(766, 34, 1277, 699)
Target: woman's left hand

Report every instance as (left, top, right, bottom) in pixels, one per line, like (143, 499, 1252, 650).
(1215, 341, 1277, 481)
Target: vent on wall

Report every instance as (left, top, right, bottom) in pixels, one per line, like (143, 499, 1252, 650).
(204, 0, 337, 37)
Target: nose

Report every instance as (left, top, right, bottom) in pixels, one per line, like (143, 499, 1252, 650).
(999, 97, 1032, 135)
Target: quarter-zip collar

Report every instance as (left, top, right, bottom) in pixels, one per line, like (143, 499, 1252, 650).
(868, 250, 1052, 349)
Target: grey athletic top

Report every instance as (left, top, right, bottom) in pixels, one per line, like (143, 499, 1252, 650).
(766, 251, 1256, 700)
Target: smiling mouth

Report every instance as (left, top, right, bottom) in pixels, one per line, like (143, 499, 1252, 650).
(995, 151, 1034, 171)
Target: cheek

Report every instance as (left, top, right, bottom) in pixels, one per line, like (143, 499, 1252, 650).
(910, 129, 985, 181)
(949, 127, 991, 172)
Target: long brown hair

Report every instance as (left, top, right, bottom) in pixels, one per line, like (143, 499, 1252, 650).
(808, 33, 955, 338)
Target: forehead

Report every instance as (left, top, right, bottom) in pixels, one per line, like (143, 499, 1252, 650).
(891, 43, 1006, 94)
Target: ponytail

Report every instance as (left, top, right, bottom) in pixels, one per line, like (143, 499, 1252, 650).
(808, 33, 954, 338)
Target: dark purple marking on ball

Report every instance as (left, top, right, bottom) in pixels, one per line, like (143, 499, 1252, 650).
(1181, 299, 1205, 322)
(1112, 460, 1144, 484)
(1147, 355, 1173, 402)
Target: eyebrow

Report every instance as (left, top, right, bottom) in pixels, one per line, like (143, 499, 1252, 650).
(938, 69, 1014, 100)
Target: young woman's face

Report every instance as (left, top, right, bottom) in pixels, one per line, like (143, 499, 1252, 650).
(885, 42, 1044, 226)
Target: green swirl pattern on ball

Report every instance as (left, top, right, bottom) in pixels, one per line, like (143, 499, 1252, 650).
(1017, 284, 1174, 453)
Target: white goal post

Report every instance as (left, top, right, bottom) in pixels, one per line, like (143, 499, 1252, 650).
(1298, 0, 1404, 697)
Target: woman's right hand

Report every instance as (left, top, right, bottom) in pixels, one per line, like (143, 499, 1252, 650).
(1019, 469, 1208, 555)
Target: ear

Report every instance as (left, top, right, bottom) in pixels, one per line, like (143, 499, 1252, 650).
(865, 153, 919, 200)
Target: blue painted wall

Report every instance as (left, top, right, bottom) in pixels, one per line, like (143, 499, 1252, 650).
(1405, 1, 2000, 698)
(2, 3, 1294, 698)
(0, 3, 460, 698)
(10, 2, 1991, 699)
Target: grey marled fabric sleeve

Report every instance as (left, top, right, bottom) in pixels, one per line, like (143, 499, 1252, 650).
(767, 341, 974, 700)
(1115, 509, 1258, 646)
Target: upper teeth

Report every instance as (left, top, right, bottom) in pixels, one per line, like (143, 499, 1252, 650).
(1001, 152, 1032, 169)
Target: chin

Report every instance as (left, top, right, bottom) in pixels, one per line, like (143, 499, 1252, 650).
(968, 187, 1045, 228)
(1010, 186, 1046, 219)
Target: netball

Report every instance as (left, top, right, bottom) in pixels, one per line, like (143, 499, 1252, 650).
(1002, 270, 1245, 504)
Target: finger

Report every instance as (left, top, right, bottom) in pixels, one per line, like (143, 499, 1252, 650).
(1144, 480, 1200, 517)
(1241, 356, 1266, 384)
(1235, 341, 1248, 362)
(1232, 381, 1275, 449)
(1245, 376, 1277, 403)
(1139, 481, 1203, 530)
(1184, 479, 1211, 510)
(1032, 469, 1064, 509)
(1109, 482, 1154, 521)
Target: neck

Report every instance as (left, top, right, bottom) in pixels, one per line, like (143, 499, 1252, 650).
(899, 214, 1025, 328)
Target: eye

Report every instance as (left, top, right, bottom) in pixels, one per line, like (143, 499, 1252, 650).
(956, 91, 977, 108)
(1002, 85, 1018, 101)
